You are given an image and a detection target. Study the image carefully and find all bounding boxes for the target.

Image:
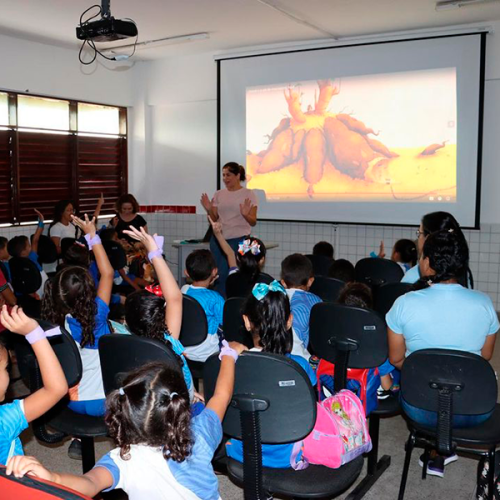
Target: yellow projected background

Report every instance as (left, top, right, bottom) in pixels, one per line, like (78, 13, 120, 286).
(246, 70, 457, 202)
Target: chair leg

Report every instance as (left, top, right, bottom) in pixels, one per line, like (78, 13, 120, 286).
(488, 448, 496, 500)
(421, 448, 430, 480)
(345, 414, 391, 500)
(81, 437, 96, 474)
(398, 432, 415, 500)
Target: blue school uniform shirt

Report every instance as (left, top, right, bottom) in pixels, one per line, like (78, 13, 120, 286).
(96, 408, 222, 500)
(386, 284, 499, 357)
(226, 352, 316, 468)
(164, 334, 195, 402)
(28, 251, 42, 271)
(184, 286, 224, 335)
(401, 264, 420, 284)
(0, 400, 28, 464)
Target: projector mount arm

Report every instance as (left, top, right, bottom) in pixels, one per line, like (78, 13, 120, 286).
(101, 0, 111, 19)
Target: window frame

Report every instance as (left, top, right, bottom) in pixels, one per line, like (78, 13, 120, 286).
(0, 89, 128, 225)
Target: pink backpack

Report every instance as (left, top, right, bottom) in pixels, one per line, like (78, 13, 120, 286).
(302, 390, 372, 469)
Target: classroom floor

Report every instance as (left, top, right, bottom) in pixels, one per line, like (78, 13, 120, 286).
(13, 343, 500, 500)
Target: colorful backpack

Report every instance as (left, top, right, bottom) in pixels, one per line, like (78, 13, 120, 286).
(302, 390, 372, 469)
(317, 359, 380, 416)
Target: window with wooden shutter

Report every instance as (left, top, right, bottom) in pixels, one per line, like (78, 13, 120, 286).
(0, 130, 12, 224)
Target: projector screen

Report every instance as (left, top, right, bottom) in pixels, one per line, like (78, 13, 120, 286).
(218, 33, 486, 227)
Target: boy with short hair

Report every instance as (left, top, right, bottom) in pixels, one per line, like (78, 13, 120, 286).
(182, 249, 224, 362)
(280, 253, 322, 360)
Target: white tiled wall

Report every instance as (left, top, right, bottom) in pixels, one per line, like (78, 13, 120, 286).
(2, 214, 498, 309)
(143, 213, 500, 310)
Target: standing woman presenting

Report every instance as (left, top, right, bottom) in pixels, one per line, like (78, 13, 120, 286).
(201, 162, 258, 295)
(111, 194, 148, 243)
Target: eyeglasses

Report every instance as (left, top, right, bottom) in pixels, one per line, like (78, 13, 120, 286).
(416, 230, 425, 238)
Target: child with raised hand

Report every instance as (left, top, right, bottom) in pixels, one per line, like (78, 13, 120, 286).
(208, 216, 270, 296)
(0, 305, 68, 464)
(373, 239, 417, 273)
(6, 341, 247, 500)
(122, 227, 197, 401)
(226, 280, 316, 468)
(41, 214, 114, 419)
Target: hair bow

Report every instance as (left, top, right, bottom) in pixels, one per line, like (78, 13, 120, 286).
(252, 280, 286, 301)
(238, 238, 261, 256)
(145, 284, 163, 297)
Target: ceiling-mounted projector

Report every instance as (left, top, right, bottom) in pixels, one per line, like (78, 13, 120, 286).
(76, 0, 137, 42)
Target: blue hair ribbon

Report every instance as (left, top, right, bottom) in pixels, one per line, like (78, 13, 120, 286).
(252, 280, 287, 301)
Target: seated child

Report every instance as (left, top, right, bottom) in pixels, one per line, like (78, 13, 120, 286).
(337, 282, 398, 399)
(373, 239, 417, 273)
(181, 249, 224, 362)
(7, 209, 48, 297)
(226, 281, 316, 468)
(312, 241, 334, 259)
(123, 227, 196, 402)
(328, 258, 355, 283)
(6, 341, 247, 500)
(208, 216, 271, 297)
(0, 305, 68, 465)
(280, 254, 322, 360)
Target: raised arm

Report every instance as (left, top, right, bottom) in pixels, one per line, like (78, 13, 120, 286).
(6, 455, 113, 498)
(239, 198, 257, 227)
(72, 214, 114, 305)
(208, 216, 237, 268)
(123, 226, 183, 339)
(207, 341, 247, 421)
(1, 306, 68, 423)
(31, 210, 45, 255)
(93, 193, 105, 223)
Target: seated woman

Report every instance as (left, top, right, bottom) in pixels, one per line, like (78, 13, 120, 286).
(387, 228, 498, 477)
(111, 194, 148, 244)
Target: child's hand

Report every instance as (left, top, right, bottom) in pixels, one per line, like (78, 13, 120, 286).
(71, 214, 96, 237)
(378, 240, 386, 259)
(123, 226, 158, 253)
(208, 216, 223, 237)
(6, 455, 54, 481)
(193, 391, 205, 404)
(34, 209, 44, 222)
(228, 341, 249, 355)
(98, 192, 104, 206)
(1, 305, 39, 336)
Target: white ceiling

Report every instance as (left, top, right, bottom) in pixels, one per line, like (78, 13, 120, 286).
(1, 0, 500, 59)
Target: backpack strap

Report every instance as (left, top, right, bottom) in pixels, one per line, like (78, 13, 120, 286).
(290, 440, 309, 470)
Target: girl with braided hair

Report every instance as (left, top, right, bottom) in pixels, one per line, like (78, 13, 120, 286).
(387, 229, 498, 477)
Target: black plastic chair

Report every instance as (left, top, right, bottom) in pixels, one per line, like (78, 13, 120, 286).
(309, 303, 399, 500)
(203, 352, 364, 499)
(34, 235, 59, 265)
(99, 334, 181, 395)
(309, 276, 345, 302)
(226, 272, 273, 299)
(9, 257, 42, 318)
(306, 254, 334, 276)
(223, 297, 252, 348)
(355, 258, 404, 288)
(179, 294, 209, 389)
(373, 282, 413, 317)
(398, 349, 500, 500)
(11, 321, 107, 474)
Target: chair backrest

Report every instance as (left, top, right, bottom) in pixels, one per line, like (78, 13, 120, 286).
(309, 303, 387, 391)
(60, 238, 76, 261)
(0, 466, 92, 499)
(9, 257, 42, 294)
(355, 257, 404, 287)
(401, 349, 497, 416)
(179, 295, 208, 347)
(99, 334, 181, 395)
(309, 275, 345, 302)
(12, 320, 82, 390)
(102, 240, 127, 270)
(222, 297, 252, 347)
(203, 352, 316, 443)
(225, 271, 273, 299)
(35, 235, 58, 264)
(305, 254, 334, 276)
(373, 282, 413, 317)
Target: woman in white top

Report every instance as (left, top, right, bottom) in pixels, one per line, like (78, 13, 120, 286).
(201, 162, 258, 295)
(49, 200, 78, 255)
